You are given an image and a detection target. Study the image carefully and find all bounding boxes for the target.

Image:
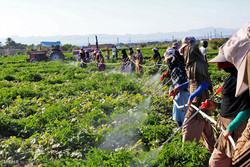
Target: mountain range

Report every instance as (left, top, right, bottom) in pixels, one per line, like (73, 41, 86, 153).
(0, 27, 237, 46)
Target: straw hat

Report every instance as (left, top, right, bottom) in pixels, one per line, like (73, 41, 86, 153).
(209, 22, 250, 97)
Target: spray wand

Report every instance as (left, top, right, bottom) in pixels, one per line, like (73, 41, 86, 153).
(150, 79, 171, 97)
(149, 71, 169, 94)
(147, 79, 184, 114)
(161, 85, 224, 146)
(200, 85, 223, 109)
(147, 94, 171, 114)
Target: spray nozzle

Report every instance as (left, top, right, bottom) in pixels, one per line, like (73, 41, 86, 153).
(200, 102, 208, 109)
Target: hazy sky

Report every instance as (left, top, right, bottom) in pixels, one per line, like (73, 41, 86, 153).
(0, 0, 249, 38)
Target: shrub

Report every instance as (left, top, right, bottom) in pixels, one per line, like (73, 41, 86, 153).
(21, 73, 42, 82)
(151, 140, 210, 167)
(3, 75, 15, 81)
(83, 148, 137, 166)
(209, 38, 228, 50)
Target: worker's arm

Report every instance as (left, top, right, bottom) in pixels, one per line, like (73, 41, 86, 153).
(169, 80, 189, 98)
(189, 81, 209, 101)
(227, 108, 250, 132)
(223, 108, 250, 140)
(188, 81, 209, 106)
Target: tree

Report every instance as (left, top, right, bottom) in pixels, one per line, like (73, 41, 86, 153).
(61, 44, 73, 51)
(209, 38, 228, 50)
(6, 37, 13, 49)
(138, 43, 147, 48)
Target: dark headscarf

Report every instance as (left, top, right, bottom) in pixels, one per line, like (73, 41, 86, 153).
(121, 49, 128, 60)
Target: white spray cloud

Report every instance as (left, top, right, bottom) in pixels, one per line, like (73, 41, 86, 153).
(100, 97, 150, 151)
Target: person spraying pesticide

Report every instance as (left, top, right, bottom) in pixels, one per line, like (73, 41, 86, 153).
(151, 47, 162, 67)
(162, 47, 188, 127)
(135, 48, 143, 74)
(121, 49, 130, 73)
(128, 47, 136, 72)
(78, 48, 87, 68)
(170, 36, 215, 153)
(96, 51, 106, 72)
(203, 23, 250, 167)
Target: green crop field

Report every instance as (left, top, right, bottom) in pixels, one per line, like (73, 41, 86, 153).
(0, 49, 228, 166)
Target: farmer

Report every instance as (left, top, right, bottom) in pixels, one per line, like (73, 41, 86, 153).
(106, 48, 110, 61)
(78, 48, 86, 62)
(128, 47, 136, 72)
(199, 40, 209, 65)
(151, 47, 162, 67)
(128, 47, 135, 60)
(203, 62, 249, 167)
(121, 49, 129, 73)
(135, 48, 143, 74)
(96, 51, 104, 64)
(85, 50, 90, 63)
(162, 47, 188, 127)
(172, 42, 185, 64)
(96, 51, 106, 71)
(170, 36, 215, 153)
(92, 51, 97, 61)
(78, 48, 87, 68)
(112, 46, 118, 60)
(202, 23, 250, 167)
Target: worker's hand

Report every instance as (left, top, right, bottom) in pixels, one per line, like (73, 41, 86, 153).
(200, 99, 218, 110)
(160, 74, 166, 81)
(223, 130, 232, 140)
(170, 87, 179, 100)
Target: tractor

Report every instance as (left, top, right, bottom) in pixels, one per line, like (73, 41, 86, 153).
(28, 41, 65, 63)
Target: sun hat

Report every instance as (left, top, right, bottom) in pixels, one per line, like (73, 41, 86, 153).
(137, 48, 140, 50)
(152, 47, 158, 51)
(209, 22, 250, 97)
(209, 44, 227, 63)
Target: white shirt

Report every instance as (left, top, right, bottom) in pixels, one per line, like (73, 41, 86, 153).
(199, 46, 207, 56)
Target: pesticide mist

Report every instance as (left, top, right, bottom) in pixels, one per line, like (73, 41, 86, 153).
(106, 67, 121, 74)
(99, 97, 150, 151)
